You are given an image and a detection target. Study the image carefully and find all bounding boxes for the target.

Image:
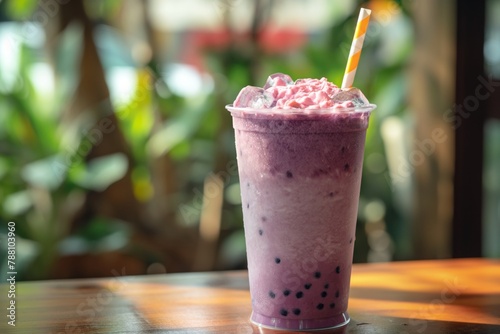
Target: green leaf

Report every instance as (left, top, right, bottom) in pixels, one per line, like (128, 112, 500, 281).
(21, 155, 65, 190)
(147, 98, 211, 157)
(169, 141, 191, 161)
(115, 69, 154, 161)
(70, 153, 128, 191)
(54, 22, 84, 103)
(58, 217, 131, 255)
(6, 0, 38, 20)
(3, 190, 32, 216)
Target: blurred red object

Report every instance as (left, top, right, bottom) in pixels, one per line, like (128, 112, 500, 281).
(181, 26, 307, 70)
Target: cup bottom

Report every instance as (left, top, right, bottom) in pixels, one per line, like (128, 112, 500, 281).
(250, 311, 350, 331)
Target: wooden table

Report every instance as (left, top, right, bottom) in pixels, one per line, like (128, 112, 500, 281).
(1, 258, 499, 333)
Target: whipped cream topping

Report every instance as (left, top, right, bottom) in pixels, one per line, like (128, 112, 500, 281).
(267, 77, 350, 109)
(233, 73, 369, 110)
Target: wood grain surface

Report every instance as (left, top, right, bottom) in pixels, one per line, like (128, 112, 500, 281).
(1, 258, 499, 333)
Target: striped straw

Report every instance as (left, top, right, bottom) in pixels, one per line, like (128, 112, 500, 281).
(341, 8, 372, 89)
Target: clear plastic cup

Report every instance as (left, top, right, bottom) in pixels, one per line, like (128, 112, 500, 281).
(227, 104, 375, 330)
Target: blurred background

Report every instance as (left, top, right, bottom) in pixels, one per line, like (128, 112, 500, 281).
(0, 0, 498, 281)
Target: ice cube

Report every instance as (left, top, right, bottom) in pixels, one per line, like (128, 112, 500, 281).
(263, 73, 294, 89)
(331, 87, 370, 107)
(233, 86, 275, 108)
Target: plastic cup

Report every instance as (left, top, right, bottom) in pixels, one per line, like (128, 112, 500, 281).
(226, 104, 375, 330)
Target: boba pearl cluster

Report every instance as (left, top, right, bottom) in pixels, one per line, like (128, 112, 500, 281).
(266, 264, 343, 318)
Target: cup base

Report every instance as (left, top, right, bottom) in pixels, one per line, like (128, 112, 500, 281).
(250, 311, 350, 331)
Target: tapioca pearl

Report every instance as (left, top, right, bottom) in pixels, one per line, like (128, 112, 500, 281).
(275, 257, 281, 264)
(316, 303, 324, 310)
(247, 203, 250, 209)
(336, 266, 340, 274)
(324, 283, 329, 289)
(314, 271, 321, 279)
(341, 146, 346, 154)
(280, 309, 288, 316)
(261, 216, 267, 222)
(304, 283, 312, 290)
(283, 289, 291, 297)
(286, 171, 293, 178)
(269, 291, 276, 299)
(335, 290, 340, 298)
(247, 182, 250, 187)
(293, 308, 301, 316)
(344, 163, 350, 171)
(258, 229, 264, 236)
(329, 303, 336, 309)
(296, 291, 303, 299)
(321, 291, 327, 298)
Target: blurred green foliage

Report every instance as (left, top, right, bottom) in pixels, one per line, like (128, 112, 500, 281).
(0, 0, 415, 280)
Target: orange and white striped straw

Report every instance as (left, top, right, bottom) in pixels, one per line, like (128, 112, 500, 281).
(341, 8, 371, 89)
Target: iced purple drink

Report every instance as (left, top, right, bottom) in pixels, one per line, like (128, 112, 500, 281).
(227, 74, 375, 330)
